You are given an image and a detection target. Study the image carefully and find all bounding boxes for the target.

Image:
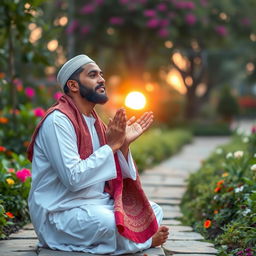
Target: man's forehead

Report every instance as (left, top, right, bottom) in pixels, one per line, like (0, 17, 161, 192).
(83, 63, 102, 73)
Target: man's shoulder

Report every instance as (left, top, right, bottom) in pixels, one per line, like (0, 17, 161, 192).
(43, 110, 72, 128)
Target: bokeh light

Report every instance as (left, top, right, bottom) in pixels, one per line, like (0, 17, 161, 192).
(125, 91, 146, 110)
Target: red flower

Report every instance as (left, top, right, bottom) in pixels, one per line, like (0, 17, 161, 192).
(214, 186, 221, 193)
(5, 212, 14, 218)
(0, 146, 6, 152)
(217, 180, 224, 186)
(204, 220, 211, 228)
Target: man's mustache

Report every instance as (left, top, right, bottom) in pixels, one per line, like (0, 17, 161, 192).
(95, 84, 105, 91)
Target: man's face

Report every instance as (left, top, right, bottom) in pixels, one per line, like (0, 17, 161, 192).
(77, 63, 108, 104)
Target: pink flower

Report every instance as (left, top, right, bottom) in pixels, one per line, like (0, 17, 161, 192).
(200, 0, 208, 6)
(16, 168, 31, 182)
(251, 125, 256, 134)
(174, 1, 187, 9)
(240, 18, 251, 26)
(157, 3, 167, 12)
(54, 92, 63, 100)
(80, 25, 91, 35)
(95, 0, 104, 5)
(33, 107, 45, 117)
(109, 17, 124, 25)
(158, 28, 169, 38)
(186, 1, 195, 9)
(160, 19, 169, 27)
(80, 4, 95, 14)
(66, 20, 79, 35)
(143, 10, 156, 17)
(147, 19, 159, 28)
(215, 25, 228, 36)
(185, 13, 197, 25)
(25, 87, 35, 98)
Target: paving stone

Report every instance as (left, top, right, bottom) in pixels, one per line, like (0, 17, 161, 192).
(161, 219, 182, 225)
(9, 229, 37, 239)
(171, 254, 216, 256)
(167, 231, 204, 240)
(0, 239, 37, 254)
(142, 176, 185, 187)
(150, 198, 181, 205)
(163, 210, 182, 219)
(163, 240, 217, 254)
(23, 223, 34, 230)
(164, 225, 192, 232)
(147, 187, 186, 199)
(38, 247, 165, 256)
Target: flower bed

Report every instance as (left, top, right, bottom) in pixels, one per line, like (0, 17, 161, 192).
(181, 128, 256, 256)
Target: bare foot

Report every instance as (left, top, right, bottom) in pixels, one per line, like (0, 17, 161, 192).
(151, 226, 169, 247)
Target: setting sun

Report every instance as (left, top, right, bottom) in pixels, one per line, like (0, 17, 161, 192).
(125, 91, 146, 110)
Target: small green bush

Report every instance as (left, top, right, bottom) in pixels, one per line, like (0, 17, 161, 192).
(181, 130, 256, 255)
(131, 129, 193, 172)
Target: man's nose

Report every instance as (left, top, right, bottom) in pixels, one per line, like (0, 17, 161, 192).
(98, 75, 105, 83)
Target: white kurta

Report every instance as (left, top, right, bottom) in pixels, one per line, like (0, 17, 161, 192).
(28, 110, 163, 255)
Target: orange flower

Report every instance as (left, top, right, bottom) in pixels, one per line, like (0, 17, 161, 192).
(222, 172, 229, 177)
(217, 180, 224, 186)
(5, 212, 14, 218)
(8, 168, 15, 173)
(0, 117, 8, 124)
(23, 141, 30, 147)
(204, 220, 212, 228)
(0, 72, 5, 79)
(0, 146, 6, 152)
(214, 210, 219, 214)
(228, 187, 234, 192)
(214, 186, 221, 193)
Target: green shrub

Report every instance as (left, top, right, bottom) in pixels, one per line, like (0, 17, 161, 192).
(0, 150, 31, 238)
(131, 129, 193, 172)
(181, 131, 256, 255)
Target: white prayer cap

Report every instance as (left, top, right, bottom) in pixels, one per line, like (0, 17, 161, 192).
(57, 54, 95, 89)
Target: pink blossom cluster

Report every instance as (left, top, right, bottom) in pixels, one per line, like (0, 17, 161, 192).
(25, 87, 35, 98)
(54, 92, 63, 100)
(66, 20, 79, 35)
(185, 13, 197, 25)
(33, 107, 45, 117)
(215, 25, 228, 36)
(109, 17, 124, 25)
(173, 1, 196, 10)
(16, 168, 31, 182)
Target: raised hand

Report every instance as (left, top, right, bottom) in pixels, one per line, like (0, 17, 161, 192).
(105, 108, 127, 152)
(124, 111, 154, 146)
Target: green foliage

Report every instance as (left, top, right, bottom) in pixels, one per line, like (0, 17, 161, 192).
(217, 86, 239, 120)
(190, 121, 232, 136)
(131, 128, 193, 172)
(181, 131, 256, 255)
(0, 150, 32, 238)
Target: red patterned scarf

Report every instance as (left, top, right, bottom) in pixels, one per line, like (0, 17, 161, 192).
(27, 94, 158, 243)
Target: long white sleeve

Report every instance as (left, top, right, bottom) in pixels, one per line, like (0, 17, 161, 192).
(117, 150, 137, 180)
(37, 111, 117, 192)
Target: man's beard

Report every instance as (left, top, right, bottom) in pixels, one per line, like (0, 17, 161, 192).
(78, 81, 109, 104)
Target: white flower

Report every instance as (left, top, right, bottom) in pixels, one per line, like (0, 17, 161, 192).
(226, 152, 233, 159)
(242, 208, 251, 216)
(254, 153, 256, 158)
(216, 148, 223, 155)
(234, 150, 244, 159)
(251, 164, 256, 171)
(243, 137, 249, 143)
(235, 186, 244, 193)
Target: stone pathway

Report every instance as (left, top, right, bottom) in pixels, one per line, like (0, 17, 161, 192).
(0, 136, 230, 256)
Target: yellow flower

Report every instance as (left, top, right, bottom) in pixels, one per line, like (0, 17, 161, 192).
(6, 178, 15, 185)
(222, 172, 229, 177)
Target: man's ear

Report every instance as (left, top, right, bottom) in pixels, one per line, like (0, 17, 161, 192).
(67, 80, 79, 92)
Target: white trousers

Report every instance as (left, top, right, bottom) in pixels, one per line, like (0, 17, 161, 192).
(38, 202, 163, 255)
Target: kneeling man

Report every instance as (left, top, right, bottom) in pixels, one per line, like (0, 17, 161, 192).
(27, 54, 169, 255)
